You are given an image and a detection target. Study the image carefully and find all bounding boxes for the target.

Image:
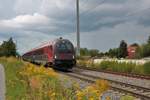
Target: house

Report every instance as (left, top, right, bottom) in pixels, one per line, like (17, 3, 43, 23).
(127, 44, 138, 59)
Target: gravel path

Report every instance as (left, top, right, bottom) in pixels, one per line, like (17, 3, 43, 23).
(74, 68, 150, 89)
(0, 64, 5, 100)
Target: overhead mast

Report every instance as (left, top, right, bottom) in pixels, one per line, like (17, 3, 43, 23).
(76, 0, 80, 56)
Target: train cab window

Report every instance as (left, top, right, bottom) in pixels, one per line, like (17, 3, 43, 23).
(56, 41, 73, 53)
(66, 42, 73, 50)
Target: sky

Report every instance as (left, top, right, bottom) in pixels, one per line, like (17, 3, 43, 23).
(0, 0, 150, 54)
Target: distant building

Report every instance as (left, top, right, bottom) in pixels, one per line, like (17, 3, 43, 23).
(127, 43, 138, 59)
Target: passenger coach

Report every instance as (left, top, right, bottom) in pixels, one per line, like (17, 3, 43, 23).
(22, 38, 76, 70)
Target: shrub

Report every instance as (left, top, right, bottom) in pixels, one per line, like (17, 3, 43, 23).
(121, 95, 135, 100)
(76, 80, 109, 100)
(143, 62, 150, 74)
(99, 61, 110, 70)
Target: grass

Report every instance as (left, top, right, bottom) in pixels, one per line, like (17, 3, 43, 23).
(0, 57, 26, 100)
(0, 57, 111, 100)
(120, 95, 135, 100)
(143, 62, 150, 74)
(77, 59, 150, 75)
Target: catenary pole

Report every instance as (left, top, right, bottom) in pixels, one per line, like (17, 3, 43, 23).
(76, 0, 80, 56)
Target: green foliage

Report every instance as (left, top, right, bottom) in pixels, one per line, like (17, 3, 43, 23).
(136, 43, 150, 58)
(80, 48, 90, 56)
(121, 95, 135, 100)
(0, 37, 17, 57)
(78, 60, 150, 75)
(1, 57, 109, 100)
(80, 48, 100, 57)
(99, 61, 140, 73)
(89, 49, 99, 57)
(118, 40, 128, 58)
(135, 36, 150, 58)
(143, 62, 150, 74)
(142, 44, 150, 57)
(0, 58, 26, 100)
(107, 40, 128, 58)
(147, 36, 150, 44)
(0, 58, 76, 100)
(100, 61, 148, 74)
(108, 48, 119, 58)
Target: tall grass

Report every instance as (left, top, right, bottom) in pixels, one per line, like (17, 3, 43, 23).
(143, 62, 150, 74)
(77, 60, 150, 75)
(0, 57, 110, 100)
(99, 61, 144, 74)
(0, 57, 26, 100)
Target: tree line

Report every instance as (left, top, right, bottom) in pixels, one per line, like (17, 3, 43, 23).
(135, 36, 150, 58)
(80, 40, 128, 58)
(0, 37, 17, 57)
(80, 36, 150, 59)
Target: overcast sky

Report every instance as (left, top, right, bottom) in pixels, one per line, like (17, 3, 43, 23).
(0, 0, 150, 54)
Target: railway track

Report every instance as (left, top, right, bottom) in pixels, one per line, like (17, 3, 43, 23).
(77, 66, 150, 80)
(59, 69, 150, 100)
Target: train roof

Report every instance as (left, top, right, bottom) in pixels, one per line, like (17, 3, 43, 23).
(23, 38, 71, 55)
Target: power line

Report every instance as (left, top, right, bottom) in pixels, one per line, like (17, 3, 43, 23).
(74, 0, 150, 32)
(70, 0, 106, 22)
(80, 0, 106, 16)
(89, 6, 150, 31)
(126, 7, 150, 17)
(79, 0, 89, 8)
(76, 0, 80, 56)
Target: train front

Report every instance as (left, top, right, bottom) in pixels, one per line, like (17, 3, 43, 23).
(53, 39, 76, 69)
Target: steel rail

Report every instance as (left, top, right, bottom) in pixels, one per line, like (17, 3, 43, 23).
(76, 66, 150, 80)
(59, 70, 150, 100)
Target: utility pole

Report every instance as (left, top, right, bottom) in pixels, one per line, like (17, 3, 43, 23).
(76, 0, 80, 56)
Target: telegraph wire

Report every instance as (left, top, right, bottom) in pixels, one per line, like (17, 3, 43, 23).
(71, 0, 106, 21)
(80, 0, 106, 16)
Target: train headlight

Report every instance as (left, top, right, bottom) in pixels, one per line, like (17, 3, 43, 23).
(54, 55, 57, 59)
(73, 55, 75, 59)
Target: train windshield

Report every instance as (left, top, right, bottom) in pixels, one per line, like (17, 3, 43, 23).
(56, 41, 73, 53)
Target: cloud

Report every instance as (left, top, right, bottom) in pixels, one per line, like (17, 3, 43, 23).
(0, 13, 50, 27)
(79, 21, 150, 51)
(14, 0, 41, 14)
(0, 0, 150, 54)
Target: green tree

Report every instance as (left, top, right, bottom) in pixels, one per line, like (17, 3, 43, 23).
(118, 40, 128, 58)
(0, 46, 3, 56)
(80, 48, 100, 57)
(0, 37, 17, 57)
(148, 36, 150, 44)
(89, 49, 99, 57)
(108, 48, 119, 58)
(98, 52, 104, 57)
(142, 44, 150, 57)
(80, 48, 89, 56)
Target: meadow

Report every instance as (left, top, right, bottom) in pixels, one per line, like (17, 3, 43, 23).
(0, 57, 135, 100)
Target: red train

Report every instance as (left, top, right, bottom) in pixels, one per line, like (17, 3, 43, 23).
(22, 38, 76, 70)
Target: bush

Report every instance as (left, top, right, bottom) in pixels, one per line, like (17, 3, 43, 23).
(99, 61, 111, 70)
(121, 95, 135, 100)
(143, 62, 150, 74)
